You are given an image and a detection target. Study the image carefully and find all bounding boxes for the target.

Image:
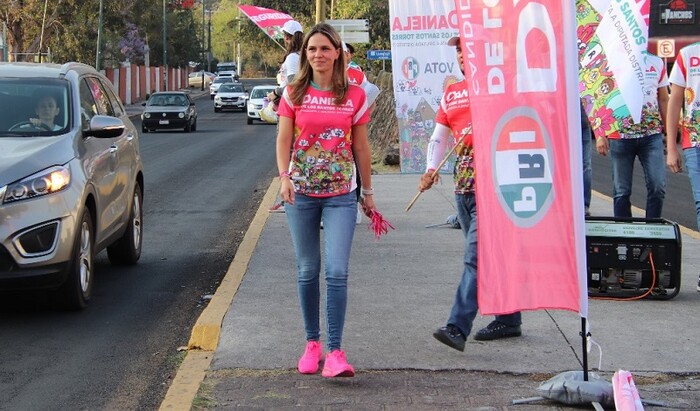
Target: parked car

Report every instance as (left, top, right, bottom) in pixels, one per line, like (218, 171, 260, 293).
(188, 71, 215, 88)
(214, 83, 248, 112)
(141, 91, 197, 133)
(0, 62, 144, 309)
(246, 85, 278, 124)
(209, 76, 235, 99)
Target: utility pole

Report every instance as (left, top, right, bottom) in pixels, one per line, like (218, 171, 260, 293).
(38, 0, 48, 62)
(201, 0, 206, 91)
(163, 0, 168, 91)
(96, 0, 103, 69)
(207, 10, 211, 72)
(2, 22, 8, 62)
(315, 0, 326, 23)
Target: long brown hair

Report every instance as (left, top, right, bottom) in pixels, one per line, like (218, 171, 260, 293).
(282, 31, 304, 63)
(289, 23, 348, 106)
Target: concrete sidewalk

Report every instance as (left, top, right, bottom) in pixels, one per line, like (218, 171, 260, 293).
(164, 174, 700, 410)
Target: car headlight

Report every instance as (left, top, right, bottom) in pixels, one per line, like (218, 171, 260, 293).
(3, 165, 71, 204)
(178, 112, 185, 118)
(215, 96, 222, 102)
(144, 112, 151, 119)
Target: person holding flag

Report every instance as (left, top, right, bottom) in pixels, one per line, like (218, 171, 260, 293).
(419, 37, 522, 352)
(595, 51, 669, 219)
(268, 20, 304, 109)
(666, 42, 700, 245)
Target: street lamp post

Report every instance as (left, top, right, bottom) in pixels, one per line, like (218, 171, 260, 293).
(96, 0, 103, 70)
(163, 0, 168, 91)
(201, 0, 206, 91)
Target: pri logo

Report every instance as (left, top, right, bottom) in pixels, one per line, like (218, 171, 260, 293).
(492, 107, 554, 227)
(402, 57, 420, 81)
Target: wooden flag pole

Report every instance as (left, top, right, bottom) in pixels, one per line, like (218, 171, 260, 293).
(405, 140, 463, 212)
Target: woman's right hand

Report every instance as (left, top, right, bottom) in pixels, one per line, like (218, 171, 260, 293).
(279, 178, 295, 205)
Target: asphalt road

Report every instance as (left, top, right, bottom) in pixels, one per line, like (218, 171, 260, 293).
(0, 84, 278, 410)
(590, 144, 697, 229)
(1, 85, 696, 410)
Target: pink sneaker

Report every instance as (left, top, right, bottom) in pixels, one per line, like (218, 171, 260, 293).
(297, 341, 323, 374)
(321, 349, 355, 378)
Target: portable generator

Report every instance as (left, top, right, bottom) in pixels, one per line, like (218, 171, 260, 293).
(585, 217, 682, 300)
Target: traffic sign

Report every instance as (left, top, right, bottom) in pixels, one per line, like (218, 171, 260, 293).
(367, 50, 391, 60)
(327, 19, 370, 44)
(657, 39, 675, 58)
(340, 32, 370, 44)
(327, 19, 369, 32)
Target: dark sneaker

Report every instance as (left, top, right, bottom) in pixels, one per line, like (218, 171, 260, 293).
(433, 325, 466, 352)
(474, 321, 522, 341)
(697, 274, 700, 292)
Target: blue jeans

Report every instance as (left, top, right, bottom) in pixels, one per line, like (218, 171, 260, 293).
(683, 147, 700, 230)
(609, 134, 666, 218)
(582, 118, 592, 211)
(284, 192, 357, 351)
(448, 193, 521, 336)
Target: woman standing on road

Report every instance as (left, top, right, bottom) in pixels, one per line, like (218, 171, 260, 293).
(268, 20, 304, 107)
(276, 23, 376, 378)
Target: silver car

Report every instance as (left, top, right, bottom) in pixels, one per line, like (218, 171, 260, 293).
(0, 62, 144, 309)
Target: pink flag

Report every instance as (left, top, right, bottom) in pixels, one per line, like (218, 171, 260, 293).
(238, 5, 293, 42)
(454, 0, 588, 316)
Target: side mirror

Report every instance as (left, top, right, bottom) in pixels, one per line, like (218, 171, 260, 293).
(142, 102, 147, 106)
(86, 115, 126, 138)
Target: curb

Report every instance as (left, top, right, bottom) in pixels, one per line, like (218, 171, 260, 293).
(158, 178, 281, 410)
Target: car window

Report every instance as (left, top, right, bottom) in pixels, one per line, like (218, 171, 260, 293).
(85, 77, 116, 117)
(79, 79, 100, 130)
(0, 78, 70, 135)
(251, 88, 273, 99)
(101, 80, 125, 117)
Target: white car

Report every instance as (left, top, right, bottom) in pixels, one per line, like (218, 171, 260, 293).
(246, 85, 278, 124)
(214, 83, 248, 112)
(209, 76, 235, 99)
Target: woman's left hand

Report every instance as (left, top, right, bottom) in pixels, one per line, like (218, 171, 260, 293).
(360, 195, 376, 217)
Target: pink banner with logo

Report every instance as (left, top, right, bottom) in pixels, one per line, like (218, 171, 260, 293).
(454, 0, 587, 316)
(238, 5, 293, 41)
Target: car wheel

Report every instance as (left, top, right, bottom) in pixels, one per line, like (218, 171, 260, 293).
(247, 117, 253, 125)
(214, 107, 220, 113)
(210, 95, 214, 100)
(142, 126, 148, 133)
(107, 182, 143, 265)
(57, 209, 94, 310)
(184, 121, 192, 133)
(192, 119, 197, 131)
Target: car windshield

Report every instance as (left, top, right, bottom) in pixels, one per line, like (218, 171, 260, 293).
(251, 88, 274, 99)
(0, 79, 71, 136)
(217, 64, 237, 72)
(148, 94, 188, 106)
(219, 84, 243, 93)
(213, 77, 233, 84)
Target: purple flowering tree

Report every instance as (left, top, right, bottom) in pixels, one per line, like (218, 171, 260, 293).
(118, 22, 147, 64)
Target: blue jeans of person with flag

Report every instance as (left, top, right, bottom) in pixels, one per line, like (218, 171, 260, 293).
(284, 191, 357, 351)
(609, 134, 666, 218)
(448, 192, 521, 336)
(682, 147, 700, 230)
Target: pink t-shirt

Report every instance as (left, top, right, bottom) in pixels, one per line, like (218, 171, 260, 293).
(669, 42, 700, 149)
(278, 84, 370, 197)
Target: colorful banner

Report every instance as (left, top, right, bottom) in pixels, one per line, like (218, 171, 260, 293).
(389, 0, 463, 173)
(577, 0, 651, 137)
(238, 5, 293, 42)
(454, 0, 587, 316)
